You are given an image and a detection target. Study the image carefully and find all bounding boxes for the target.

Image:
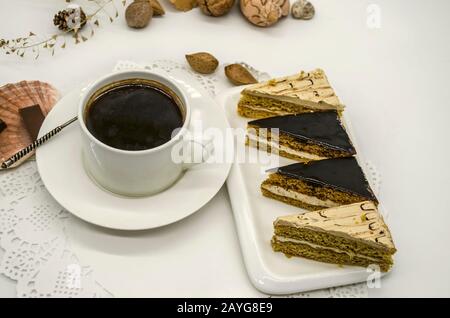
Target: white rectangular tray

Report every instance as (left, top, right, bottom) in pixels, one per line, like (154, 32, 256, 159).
(216, 87, 385, 295)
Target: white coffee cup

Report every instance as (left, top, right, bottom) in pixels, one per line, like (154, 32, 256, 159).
(78, 70, 211, 196)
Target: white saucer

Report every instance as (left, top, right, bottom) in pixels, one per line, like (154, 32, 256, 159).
(36, 74, 232, 230)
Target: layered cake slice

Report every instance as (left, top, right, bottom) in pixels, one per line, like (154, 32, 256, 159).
(261, 157, 377, 210)
(237, 69, 344, 119)
(246, 111, 356, 161)
(272, 201, 396, 272)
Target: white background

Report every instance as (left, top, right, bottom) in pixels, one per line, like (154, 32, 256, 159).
(1, 0, 450, 297)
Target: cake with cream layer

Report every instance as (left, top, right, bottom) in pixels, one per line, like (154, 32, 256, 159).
(246, 111, 355, 162)
(237, 69, 344, 119)
(272, 201, 396, 272)
(261, 157, 377, 211)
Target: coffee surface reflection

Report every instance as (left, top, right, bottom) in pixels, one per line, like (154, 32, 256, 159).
(85, 81, 183, 151)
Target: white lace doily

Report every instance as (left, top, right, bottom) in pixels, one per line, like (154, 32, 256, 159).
(0, 60, 379, 298)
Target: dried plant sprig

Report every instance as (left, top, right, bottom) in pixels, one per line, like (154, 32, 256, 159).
(0, 0, 128, 59)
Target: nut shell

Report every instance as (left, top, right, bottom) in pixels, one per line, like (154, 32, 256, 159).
(198, 0, 235, 17)
(291, 0, 315, 20)
(280, 0, 290, 16)
(170, 0, 198, 11)
(134, 0, 165, 16)
(240, 0, 290, 27)
(225, 64, 258, 86)
(186, 52, 219, 74)
(125, 1, 153, 28)
(150, 0, 165, 15)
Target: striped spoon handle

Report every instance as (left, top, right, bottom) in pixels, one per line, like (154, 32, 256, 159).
(1, 117, 77, 169)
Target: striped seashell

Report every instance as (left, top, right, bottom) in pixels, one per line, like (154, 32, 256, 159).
(0, 81, 59, 163)
(240, 0, 290, 27)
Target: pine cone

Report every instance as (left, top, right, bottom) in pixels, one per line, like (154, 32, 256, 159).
(53, 6, 87, 32)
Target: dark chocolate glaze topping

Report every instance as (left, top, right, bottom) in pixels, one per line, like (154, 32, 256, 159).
(248, 111, 355, 154)
(274, 157, 377, 201)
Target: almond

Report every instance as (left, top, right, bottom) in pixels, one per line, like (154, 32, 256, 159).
(225, 64, 258, 85)
(185, 52, 219, 74)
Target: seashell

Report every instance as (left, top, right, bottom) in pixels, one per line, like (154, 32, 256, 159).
(291, 0, 315, 20)
(240, 0, 290, 27)
(0, 81, 59, 163)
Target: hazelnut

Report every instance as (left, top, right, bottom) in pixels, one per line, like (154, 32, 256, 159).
(125, 1, 153, 28)
(134, 0, 165, 16)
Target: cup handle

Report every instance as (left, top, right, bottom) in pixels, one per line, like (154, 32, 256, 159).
(182, 137, 214, 171)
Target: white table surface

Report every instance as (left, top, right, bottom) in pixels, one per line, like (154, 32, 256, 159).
(1, 0, 450, 297)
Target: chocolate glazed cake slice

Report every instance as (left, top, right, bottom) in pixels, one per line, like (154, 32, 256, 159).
(246, 111, 356, 162)
(272, 201, 396, 272)
(261, 157, 377, 211)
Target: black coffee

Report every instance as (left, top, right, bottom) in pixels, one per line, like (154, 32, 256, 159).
(85, 80, 184, 151)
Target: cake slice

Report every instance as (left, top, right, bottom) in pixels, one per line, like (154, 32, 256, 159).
(272, 201, 396, 272)
(261, 157, 377, 211)
(238, 69, 344, 119)
(246, 111, 356, 162)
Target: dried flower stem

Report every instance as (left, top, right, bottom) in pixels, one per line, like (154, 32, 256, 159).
(0, 0, 127, 59)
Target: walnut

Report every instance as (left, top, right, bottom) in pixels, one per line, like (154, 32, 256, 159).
(240, 0, 289, 27)
(198, 0, 235, 17)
